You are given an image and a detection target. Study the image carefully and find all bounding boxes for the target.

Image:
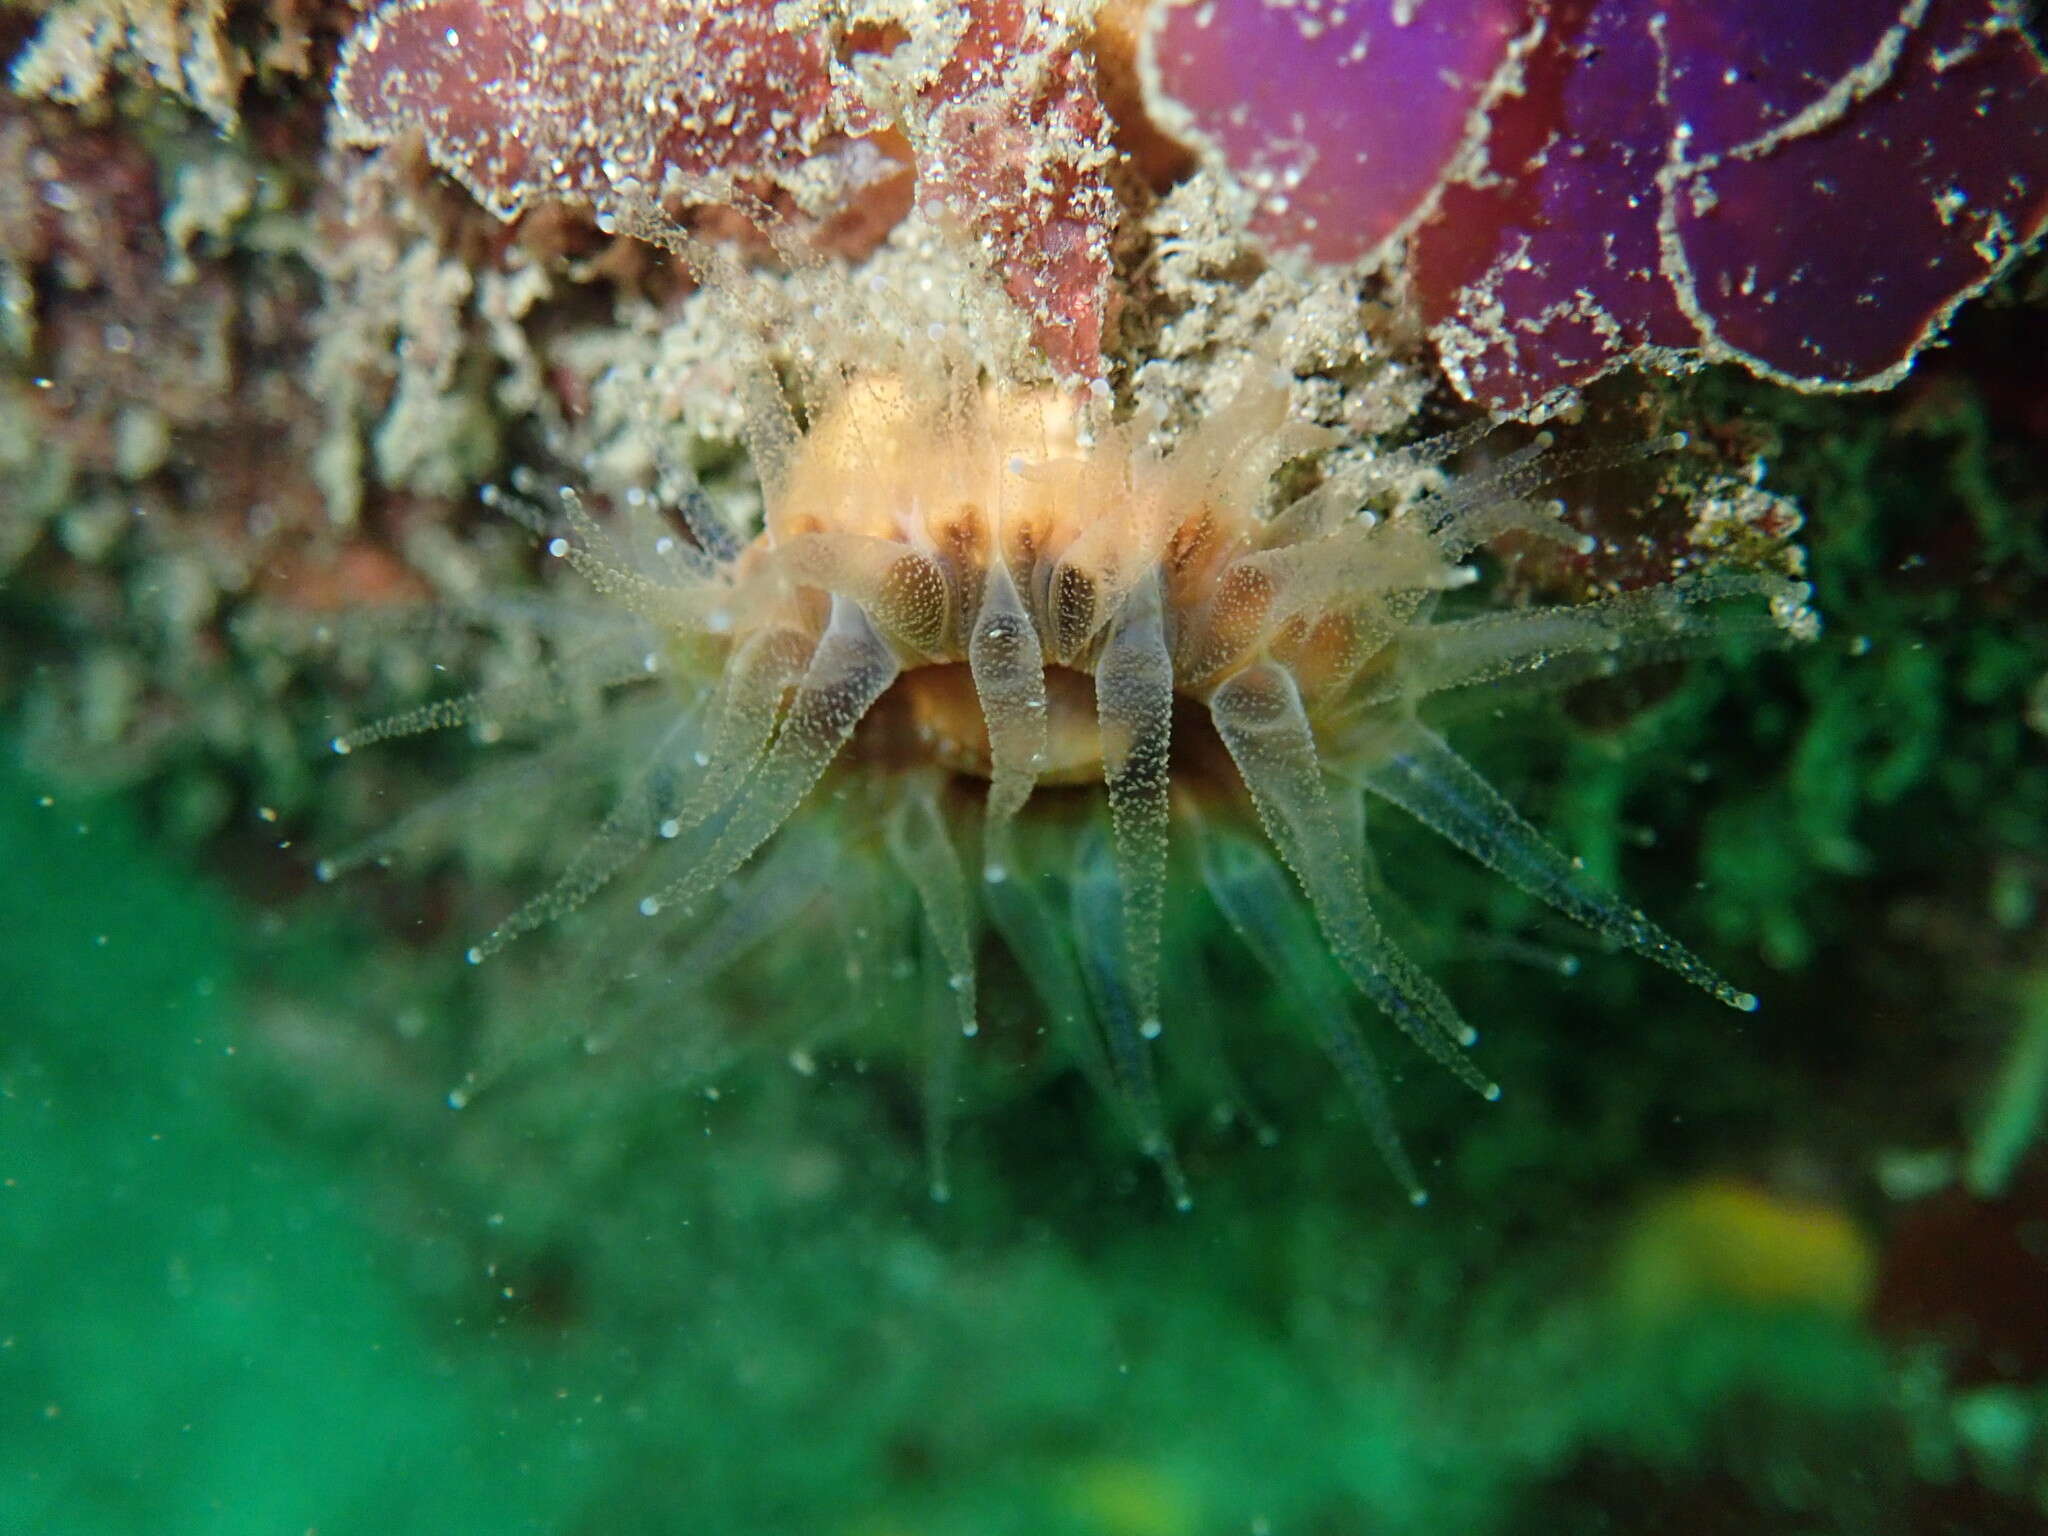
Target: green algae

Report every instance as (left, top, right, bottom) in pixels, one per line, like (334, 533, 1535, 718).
(0, 731, 1927, 1536)
(0, 754, 595, 1535)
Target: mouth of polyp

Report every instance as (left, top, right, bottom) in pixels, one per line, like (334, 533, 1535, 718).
(848, 660, 1242, 802)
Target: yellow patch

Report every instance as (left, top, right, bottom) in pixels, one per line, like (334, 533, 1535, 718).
(1614, 1177, 1875, 1322)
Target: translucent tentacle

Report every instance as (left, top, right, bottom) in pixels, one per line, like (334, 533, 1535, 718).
(1209, 660, 1499, 1100)
(886, 778, 979, 1201)
(1194, 819, 1425, 1203)
(645, 430, 744, 566)
(1154, 966, 1278, 1148)
(640, 596, 898, 917)
(1414, 432, 1556, 557)
(672, 823, 834, 982)
(460, 827, 826, 1102)
(661, 623, 813, 838)
(551, 487, 716, 628)
(978, 830, 1117, 1104)
(1094, 570, 1174, 1040)
(968, 561, 1049, 840)
(1073, 825, 1191, 1211)
(776, 532, 951, 654)
(317, 715, 640, 882)
(916, 930, 966, 1205)
(465, 713, 702, 963)
(1392, 570, 1803, 702)
(1359, 721, 1758, 1011)
(1422, 433, 1691, 560)
(886, 779, 981, 1042)
(328, 635, 663, 755)
(1258, 418, 1495, 550)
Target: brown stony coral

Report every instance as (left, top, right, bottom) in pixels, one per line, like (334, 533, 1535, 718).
(323, 245, 1806, 1204)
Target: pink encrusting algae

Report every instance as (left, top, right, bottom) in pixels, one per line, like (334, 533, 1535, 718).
(331, 0, 835, 219)
(335, 0, 1118, 380)
(896, 0, 1120, 382)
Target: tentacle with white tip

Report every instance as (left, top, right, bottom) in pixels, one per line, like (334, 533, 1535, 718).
(317, 714, 649, 883)
(464, 713, 702, 963)
(1194, 819, 1424, 1204)
(1209, 660, 1498, 1100)
(1094, 569, 1175, 1042)
(328, 635, 666, 755)
(916, 931, 966, 1205)
(461, 821, 831, 1101)
(656, 621, 813, 842)
(1073, 825, 1191, 1211)
(1387, 570, 1808, 705)
(886, 777, 981, 1043)
(549, 487, 718, 628)
(968, 561, 1050, 843)
(1358, 720, 1757, 1011)
(669, 822, 834, 981)
(639, 595, 898, 918)
(885, 777, 981, 1204)
(979, 834, 1118, 1106)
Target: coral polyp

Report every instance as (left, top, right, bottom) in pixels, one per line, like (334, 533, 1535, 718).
(323, 251, 1800, 1205)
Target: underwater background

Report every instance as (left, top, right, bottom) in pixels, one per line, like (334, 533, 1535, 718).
(6, 4, 2048, 1534)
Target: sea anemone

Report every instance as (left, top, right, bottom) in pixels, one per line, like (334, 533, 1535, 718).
(320, 242, 1804, 1207)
